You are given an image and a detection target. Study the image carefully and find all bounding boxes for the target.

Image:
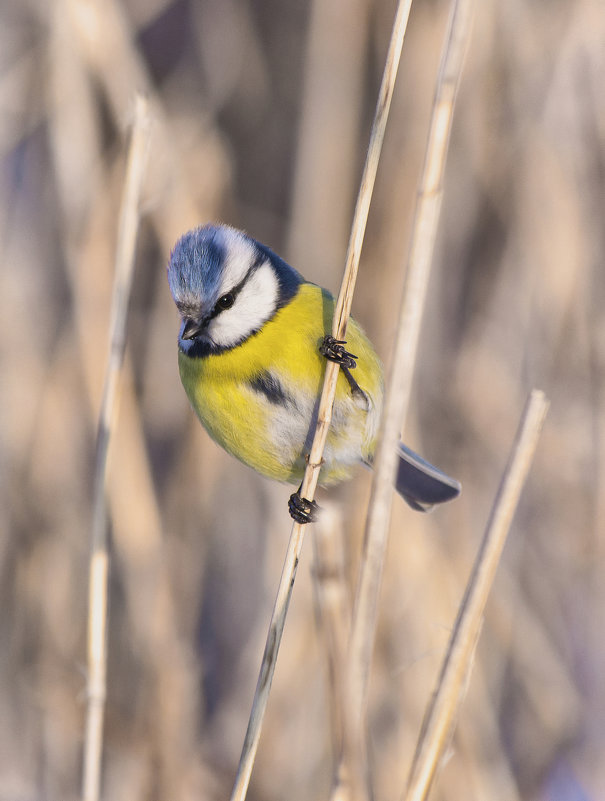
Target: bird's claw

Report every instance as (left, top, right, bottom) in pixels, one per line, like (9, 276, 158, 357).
(288, 491, 319, 524)
(319, 336, 357, 370)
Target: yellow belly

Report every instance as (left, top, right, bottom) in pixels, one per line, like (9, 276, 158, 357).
(178, 283, 383, 486)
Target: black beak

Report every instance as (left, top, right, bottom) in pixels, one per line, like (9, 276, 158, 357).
(181, 318, 205, 340)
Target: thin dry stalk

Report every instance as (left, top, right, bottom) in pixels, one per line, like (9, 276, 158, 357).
(228, 522, 306, 801)
(81, 94, 151, 801)
(311, 508, 351, 764)
(229, 4, 414, 800)
(344, 0, 475, 771)
(403, 389, 549, 801)
(313, 510, 358, 801)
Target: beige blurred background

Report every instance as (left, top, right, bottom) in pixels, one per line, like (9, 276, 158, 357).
(1, 0, 604, 799)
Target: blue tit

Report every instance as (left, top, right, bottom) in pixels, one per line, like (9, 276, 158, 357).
(167, 223, 460, 522)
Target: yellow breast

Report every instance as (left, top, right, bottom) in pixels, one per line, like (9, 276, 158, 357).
(178, 283, 383, 485)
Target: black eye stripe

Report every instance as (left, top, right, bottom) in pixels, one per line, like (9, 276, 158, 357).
(207, 251, 267, 322)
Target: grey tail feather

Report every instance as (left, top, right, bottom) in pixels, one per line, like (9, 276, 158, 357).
(394, 442, 461, 512)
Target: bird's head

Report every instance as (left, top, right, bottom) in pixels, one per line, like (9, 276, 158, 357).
(167, 224, 301, 356)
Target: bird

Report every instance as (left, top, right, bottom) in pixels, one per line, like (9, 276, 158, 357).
(167, 223, 460, 523)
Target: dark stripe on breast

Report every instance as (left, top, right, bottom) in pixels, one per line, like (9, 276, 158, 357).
(250, 372, 292, 407)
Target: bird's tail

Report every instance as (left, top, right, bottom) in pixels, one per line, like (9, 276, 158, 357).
(394, 442, 461, 512)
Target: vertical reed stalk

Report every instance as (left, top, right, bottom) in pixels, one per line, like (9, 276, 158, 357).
(229, 3, 414, 800)
(81, 95, 151, 801)
(403, 389, 549, 801)
(344, 0, 475, 781)
(312, 508, 351, 768)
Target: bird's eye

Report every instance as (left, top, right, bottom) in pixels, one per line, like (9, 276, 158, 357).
(217, 293, 235, 311)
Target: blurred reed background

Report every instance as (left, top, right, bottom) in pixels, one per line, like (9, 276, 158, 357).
(1, 0, 603, 799)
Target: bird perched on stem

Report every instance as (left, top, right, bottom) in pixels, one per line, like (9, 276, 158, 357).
(167, 224, 460, 523)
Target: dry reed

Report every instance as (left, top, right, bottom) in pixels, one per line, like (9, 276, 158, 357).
(403, 389, 548, 801)
(82, 95, 151, 801)
(345, 0, 474, 776)
(230, 4, 413, 799)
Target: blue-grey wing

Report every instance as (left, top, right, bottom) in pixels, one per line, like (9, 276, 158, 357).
(394, 442, 460, 511)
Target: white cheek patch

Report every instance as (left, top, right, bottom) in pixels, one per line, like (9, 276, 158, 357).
(208, 262, 279, 348)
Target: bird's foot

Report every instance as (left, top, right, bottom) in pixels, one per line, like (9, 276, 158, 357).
(320, 335, 367, 404)
(288, 491, 320, 524)
(319, 336, 357, 369)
